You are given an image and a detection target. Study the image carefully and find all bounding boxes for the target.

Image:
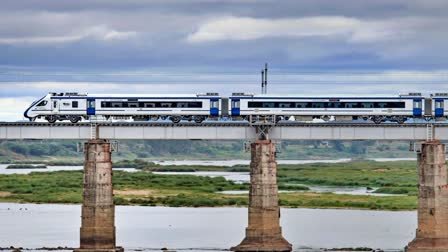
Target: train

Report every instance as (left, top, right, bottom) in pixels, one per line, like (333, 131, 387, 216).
(24, 92, 448, 124)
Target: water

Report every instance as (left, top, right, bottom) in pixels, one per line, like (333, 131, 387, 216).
(153, 159, 352, 167)
(0, 164, 137, 175)
(0, 203, 416, 251)
(152, 172, 406, 196)
(0, 157, 418, 175)
(153, 158, 420, 166)
(153, 171, 250, 183)
(217, 187, 405, 197)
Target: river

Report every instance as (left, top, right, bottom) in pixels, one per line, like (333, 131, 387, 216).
(0, 203, 415, 252)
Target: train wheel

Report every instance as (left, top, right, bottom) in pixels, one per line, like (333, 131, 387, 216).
(372, 116, 382, 124)
(69, 116, 80, 123)
(194, 116, 205, 123)
(46, 115, 57, 124)
(170, 116, 181, 123)
(396, 116, 406, 124)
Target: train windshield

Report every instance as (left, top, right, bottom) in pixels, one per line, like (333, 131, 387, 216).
(36, 100, 48, 106)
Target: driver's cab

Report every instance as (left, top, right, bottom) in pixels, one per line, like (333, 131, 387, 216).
(24, 93, 53, 120)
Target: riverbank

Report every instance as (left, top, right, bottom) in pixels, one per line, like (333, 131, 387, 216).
(0, 160, 425, 210)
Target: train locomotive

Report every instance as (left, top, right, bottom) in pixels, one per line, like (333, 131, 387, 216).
(24, 92, 448, 124)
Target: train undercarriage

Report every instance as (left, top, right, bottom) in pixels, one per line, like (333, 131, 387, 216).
(31, 114, 445, 124)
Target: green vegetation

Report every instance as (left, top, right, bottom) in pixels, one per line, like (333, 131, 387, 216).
(6, 164, 47, 169)
(275, 161, 423, 197)
(113, 159, 155, 169)
(0, 159, 430, 210)
(0, 169, 416, 210)
(0, 170, 249, 206)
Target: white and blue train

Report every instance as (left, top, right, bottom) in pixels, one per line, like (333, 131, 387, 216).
(24, 92, 448, 124)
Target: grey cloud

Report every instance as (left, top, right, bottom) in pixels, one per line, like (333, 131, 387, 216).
(0, 0, 447, 75)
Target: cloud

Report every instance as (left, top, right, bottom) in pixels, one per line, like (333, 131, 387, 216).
(0, 97, 35, 121)
(186, 16, 423, 43)
(0, 25, 137, 45)
(0, 1, 448, 72)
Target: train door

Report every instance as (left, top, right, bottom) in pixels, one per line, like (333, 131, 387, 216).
(435, 99, 444, 117)
(231, 99, 240, 116)
(413, 99, 422, 117)
(52, 99, 59, 113)
(210, 98, 219, 116)
(87, 98, 96, 115)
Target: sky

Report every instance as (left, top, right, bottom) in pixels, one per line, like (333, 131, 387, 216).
(0, 0, 448, 121)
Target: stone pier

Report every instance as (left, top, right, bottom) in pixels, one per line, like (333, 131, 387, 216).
(75, 139, 123, 252)
(406, 140, 448, 252)
(232, 140, 292, 252)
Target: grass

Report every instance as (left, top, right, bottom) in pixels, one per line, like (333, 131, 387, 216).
(138, 160, 423, 197)
(0, 160, 424, 210)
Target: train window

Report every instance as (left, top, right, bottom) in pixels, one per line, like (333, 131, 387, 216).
(54, 101, 58, 108)
(279, 103, 291, 108)
(312, 102, 324, 108)
(391, 102, 405, 108)
(377, 103, 387, 108)
(145, 103, 155, 108)
(263, 102, 275, 108)
(72, 101, 78, 108)
(436, 101, 444, 109)
(161, 103, 172, 108)
(112, 102, 122, 108)
(211, 101, 218, 108)
(88, 100, 95, 108)
(177, 103, 188, 108)
(345, 102, 358, 108)
(328, 102, 341, 108)
(295, 102, 307, 108)
(248, 102, 261, 108)
(129, 103, 138, 108)
(232, 100, 240, 108)
(361, 102, 374, 108)
(101, 102, 111, 107)
(188, 102, 202, 108)
(37, 100, 47, 107)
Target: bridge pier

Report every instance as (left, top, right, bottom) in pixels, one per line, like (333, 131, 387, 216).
(74, 139, 123, 252)
(231, 139, 292, 252)
(406, 141, 448, 252)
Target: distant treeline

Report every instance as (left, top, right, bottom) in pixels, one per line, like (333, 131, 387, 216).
(0, 139, 413, 162)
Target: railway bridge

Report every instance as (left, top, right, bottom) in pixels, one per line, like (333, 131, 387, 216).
(1, 121, 448, 252)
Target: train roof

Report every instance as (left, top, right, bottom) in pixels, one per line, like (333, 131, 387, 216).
(229, 94, 424, 99)
(48, 92, 220, 98)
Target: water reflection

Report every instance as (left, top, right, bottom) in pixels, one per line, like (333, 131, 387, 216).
(0, 203, 415, 251)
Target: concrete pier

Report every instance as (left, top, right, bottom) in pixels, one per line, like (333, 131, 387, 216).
(75, 139, 123, 252)
(232, 140, 292, 252)
(406, 141, 448, 252)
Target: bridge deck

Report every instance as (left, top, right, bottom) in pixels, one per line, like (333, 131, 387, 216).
(1, 122, 447, 140)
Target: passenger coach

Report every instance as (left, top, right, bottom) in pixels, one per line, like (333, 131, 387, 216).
(229, 93, 427, 124)
(24, 92, 222, 123)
